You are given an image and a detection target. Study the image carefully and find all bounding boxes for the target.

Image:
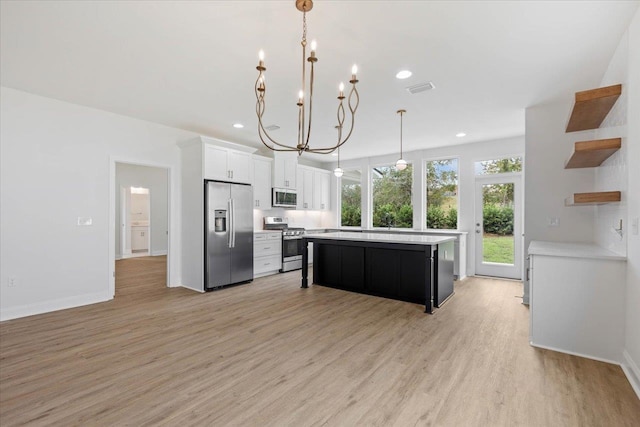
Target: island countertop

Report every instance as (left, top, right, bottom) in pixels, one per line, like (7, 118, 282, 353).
(304, 231, 456, 246)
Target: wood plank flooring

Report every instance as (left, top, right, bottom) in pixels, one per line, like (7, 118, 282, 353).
(1, 256, 639, 426)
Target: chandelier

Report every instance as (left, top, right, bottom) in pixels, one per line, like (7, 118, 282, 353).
(255, 0, 360, 155)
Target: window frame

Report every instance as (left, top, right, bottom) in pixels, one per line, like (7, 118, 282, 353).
(424, 156, 460, 231)
(369, 161, 414, 230)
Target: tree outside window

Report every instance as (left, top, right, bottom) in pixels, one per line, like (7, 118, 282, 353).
(340, 170, 361, 227)
(372, 164, 413, 228)
(426, 159, 458, 229)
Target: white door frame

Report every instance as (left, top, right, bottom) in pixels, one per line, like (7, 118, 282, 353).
(109, 158, 172, 298)
(474, 173, 523, 279)
(120, 186, 130, 257)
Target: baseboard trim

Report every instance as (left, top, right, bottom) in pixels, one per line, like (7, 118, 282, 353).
(622, 350, 640, 399)
(151, 250, 168, 256)
(0, 291, 112, 322)
(530, 341, 620, 366)
(180, 284, 204, 293)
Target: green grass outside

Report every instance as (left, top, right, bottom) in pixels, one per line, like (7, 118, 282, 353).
(483, 234, 514, 264)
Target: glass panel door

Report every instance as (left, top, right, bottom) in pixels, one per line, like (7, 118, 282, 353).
(475, 175, 522, 279)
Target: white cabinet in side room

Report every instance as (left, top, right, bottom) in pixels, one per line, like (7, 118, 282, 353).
(252, 157, 272, 209)
(314, 170, 331, 211)
(204, 145, 251, 184)
(297, 167, 314, 210)
(273, 155, 297, 189)
(131, 226, 148, 251)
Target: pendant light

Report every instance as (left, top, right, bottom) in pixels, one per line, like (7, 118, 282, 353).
(396, 109, 407, 171)
(334, 147, 344, 177)
(334, 125, 344, 177)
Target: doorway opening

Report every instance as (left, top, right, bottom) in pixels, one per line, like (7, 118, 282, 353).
(114, 162, 169, 298)
(120, 186, 151, 258)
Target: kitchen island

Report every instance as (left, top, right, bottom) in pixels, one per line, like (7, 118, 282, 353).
(301, 232, 455, 313)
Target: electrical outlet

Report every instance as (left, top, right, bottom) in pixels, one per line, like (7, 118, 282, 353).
(547, 217, 559, 227)
(77, 217, 93, 226)
(8, 277, 16, 287)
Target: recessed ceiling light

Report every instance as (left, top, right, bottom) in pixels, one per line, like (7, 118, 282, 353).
(331, 152, 339, 157)
(456, 132, 466, 138)
(233, 123, 244, 129)
(396, 70, 412, 79)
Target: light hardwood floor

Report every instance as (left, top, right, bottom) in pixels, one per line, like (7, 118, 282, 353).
(1, 256, 638, 426)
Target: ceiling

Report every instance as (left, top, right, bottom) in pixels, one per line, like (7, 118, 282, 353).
(1, 1, 637, 163)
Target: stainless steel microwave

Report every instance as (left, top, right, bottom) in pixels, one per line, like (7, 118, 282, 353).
(272, 188, 297, 208)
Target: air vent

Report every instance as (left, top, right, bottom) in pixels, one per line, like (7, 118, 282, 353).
(265, 125, 280, 131)
(406, 81, 435, 95)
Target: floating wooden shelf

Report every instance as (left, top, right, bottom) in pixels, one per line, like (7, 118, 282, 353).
(565, 191, 621, 206)
(566, 84, 622, 132)
(565, 138, 621, 168)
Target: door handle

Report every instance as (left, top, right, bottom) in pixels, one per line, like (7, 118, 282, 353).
(227, 199, 233, 248)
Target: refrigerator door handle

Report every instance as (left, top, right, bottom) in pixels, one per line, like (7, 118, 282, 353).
(232, 198, 237, 248)
(227, 199, 233, 248)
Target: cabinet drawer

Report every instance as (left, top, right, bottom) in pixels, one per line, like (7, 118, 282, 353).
(254, 241, 281, 257)
(254, 232, 282, 242)
(254, 255, 282, 274)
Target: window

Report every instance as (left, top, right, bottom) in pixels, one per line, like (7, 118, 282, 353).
(474, 157, 522, 175)
(371, 164, 413, 228)
(340, 169, 362, 227)
(425, 158, 458, 229)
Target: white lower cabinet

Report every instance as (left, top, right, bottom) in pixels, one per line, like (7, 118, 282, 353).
(254, 232, 282, 277)
(528, 241, 626, 363)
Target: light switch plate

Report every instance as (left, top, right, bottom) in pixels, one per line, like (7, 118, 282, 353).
(547, 217, 559, 227)
(77, 217, 93, 226)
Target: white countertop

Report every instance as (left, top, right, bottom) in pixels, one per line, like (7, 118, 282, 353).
(305, 231, 456, 245)
(528, 241, 626, 261)
(254, 230, 282, 234)
(304, 228, 467, 235)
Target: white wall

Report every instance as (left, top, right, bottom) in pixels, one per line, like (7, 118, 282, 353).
(623, 8, 640, 396)
(116, 163, 169, 257)
(336, 136, 525, 277)
(0, 87, 196, 320)
(524, 101, 598, 303)
(595, 25, 628, 257)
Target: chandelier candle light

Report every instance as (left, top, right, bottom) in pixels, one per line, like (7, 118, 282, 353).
(396, 109, 408, 171)
(255, 0, 360, 155)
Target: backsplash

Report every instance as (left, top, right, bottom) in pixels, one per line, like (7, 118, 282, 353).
(253, 207, 335, 231)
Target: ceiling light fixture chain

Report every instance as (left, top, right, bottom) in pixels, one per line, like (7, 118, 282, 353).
(255, 0, 359, 155)
(396, 109, 408, 171)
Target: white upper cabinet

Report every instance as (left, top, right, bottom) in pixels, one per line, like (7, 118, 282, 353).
(297, 166, 315, 210)
(252, 156, 272, 209)
(204, 144, 252, 184)
(273, 154, 297, 189)
(317, 170, 331, 211)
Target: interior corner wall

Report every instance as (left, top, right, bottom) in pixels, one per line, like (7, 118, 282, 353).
(115, 163, 169, 257)
(623, 8, 640, 395)
(523, 102, 598, 303)
(0, 87, 197, 320)
(595, 23, 628, 257)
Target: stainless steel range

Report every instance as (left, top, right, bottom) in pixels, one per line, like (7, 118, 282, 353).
(263, 216, 306, 272)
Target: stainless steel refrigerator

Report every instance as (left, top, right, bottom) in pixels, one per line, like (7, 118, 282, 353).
(205, 180, 253, 290)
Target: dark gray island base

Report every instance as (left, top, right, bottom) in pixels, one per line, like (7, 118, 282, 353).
(301, 232, 455, 313)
